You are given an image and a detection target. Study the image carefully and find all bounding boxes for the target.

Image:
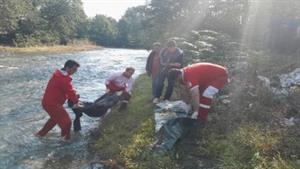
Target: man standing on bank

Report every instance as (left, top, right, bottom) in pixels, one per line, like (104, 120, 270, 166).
(153, 39, 184, 103)
(146, 42, 162, 100)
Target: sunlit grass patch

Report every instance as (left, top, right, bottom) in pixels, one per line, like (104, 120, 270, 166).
(206, 124, 298, 169)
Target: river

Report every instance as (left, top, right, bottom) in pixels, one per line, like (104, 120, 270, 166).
(0, 48, 148, 169)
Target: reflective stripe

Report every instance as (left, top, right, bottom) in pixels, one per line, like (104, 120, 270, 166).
(199, 103, 210, 109)
(203, 86, 219, 99)
(190, 85, 199, 91)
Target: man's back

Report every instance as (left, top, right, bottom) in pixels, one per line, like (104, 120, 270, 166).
(42, 69, 73, 106)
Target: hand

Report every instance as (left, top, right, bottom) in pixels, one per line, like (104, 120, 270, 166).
(72, 101, 84, 109)
(122, 91, 132, 100)
(190, 111, 198, 119)
(105, 88, 111, 93)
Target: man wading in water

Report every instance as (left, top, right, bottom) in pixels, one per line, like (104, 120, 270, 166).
(35, 60, 82, 142)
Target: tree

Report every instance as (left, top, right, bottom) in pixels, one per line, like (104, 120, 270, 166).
(116, 5, 159, 48)
(0, 0, 88, 46)
(0, 0, 34, 44)
(40, 0, 87, 44)
(88, 15, 118, 46)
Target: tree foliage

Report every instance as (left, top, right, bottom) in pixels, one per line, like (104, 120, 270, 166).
(88, 15, 118, 46)
(0, 0, 300, 53)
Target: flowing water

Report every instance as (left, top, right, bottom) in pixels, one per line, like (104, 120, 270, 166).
(0, 48, 148, 169)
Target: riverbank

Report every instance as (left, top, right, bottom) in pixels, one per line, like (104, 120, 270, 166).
(0, 43, 101, 55)
(90, 55, 300, 169)
(90, 74, 196, 169)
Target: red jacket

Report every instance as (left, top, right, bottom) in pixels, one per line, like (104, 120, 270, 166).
(42, 69, 78, 106)
(183, 63, 228, 88)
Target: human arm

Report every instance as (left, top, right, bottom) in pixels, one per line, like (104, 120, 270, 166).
(146, 51, 155, 76)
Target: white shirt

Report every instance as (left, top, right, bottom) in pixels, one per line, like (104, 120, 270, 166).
(105, 72, 134, 94)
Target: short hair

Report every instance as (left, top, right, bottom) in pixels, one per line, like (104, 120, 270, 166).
(126, 67, 135, 72)
(152, 42, 161, 47)
(167, 39, 176, 48)
(168, 69, 181, 81)
(64, 60, 80, 69)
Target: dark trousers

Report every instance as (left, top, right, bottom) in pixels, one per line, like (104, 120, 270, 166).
(155, 71, 176, 100)
(151, 75, 159, 98)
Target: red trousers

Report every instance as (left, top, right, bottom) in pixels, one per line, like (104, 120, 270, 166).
(198, 76, 228, 122)
(37, 104, 72, 140)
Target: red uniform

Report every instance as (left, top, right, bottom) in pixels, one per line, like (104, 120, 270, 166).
(37, 69, 78, 140)
(182, 63, 228, 122)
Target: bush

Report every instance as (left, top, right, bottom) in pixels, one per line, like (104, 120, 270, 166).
(173, 30, 240, 64)
(13, 31, 60, 47)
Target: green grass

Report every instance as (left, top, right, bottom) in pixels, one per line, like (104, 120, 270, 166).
(92, 73, 300, 169)
(91, 74, 177, 168)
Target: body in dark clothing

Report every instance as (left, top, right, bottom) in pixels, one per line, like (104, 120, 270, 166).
(69, 92, 121, 131)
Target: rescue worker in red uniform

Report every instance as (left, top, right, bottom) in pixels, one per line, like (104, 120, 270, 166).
(35, 60, 82, 141)
(168, 63, 229, 122)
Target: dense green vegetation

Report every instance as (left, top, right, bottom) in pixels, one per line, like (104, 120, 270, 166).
(1, 0, 300, 54)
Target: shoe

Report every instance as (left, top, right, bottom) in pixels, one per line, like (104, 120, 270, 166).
(34, 132, 43, 138)
(153, 98, 159, 104)
(60, 136, 71, 143)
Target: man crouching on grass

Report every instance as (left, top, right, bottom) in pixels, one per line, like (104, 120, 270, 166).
(105, 67, 135, 110)
(35, 60, 82, 142)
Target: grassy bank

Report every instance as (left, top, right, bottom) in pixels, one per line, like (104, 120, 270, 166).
(90, 74, 177, 168)
(0, 41, 101, 55)
(91, 68, 300, 169)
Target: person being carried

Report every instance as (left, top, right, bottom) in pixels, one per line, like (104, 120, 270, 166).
(146, 42, 161, 99)
(105, 67, 135, 110)
(167, 62, 229, 122)
(153, 39, 184, 103)
(35, 60, 82, 142)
